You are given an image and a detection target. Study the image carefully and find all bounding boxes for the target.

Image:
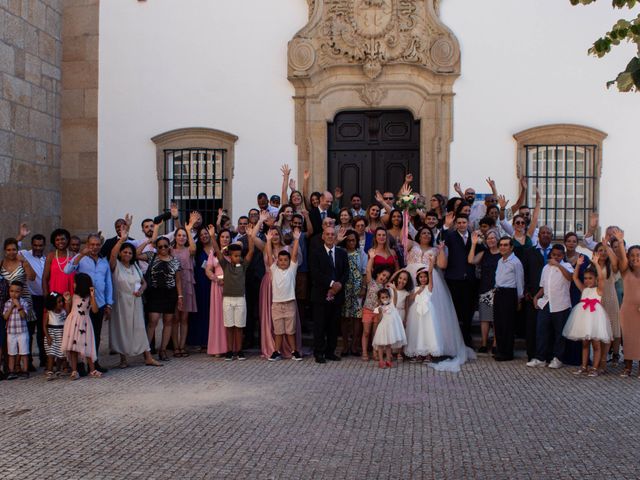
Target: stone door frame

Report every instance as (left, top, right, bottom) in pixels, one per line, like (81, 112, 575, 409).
(288, 1, 460, 198)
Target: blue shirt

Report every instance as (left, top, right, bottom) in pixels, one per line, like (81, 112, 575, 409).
(495, 253, 524, 299)
(64, 254, 113, 308)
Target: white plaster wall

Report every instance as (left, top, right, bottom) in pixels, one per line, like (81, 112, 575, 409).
(441, 0, 639, 239)
(98, 0, 308, 235)
(99, 0, 639, 239)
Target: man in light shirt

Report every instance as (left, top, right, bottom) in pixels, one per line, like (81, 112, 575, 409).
(493, 237, 524, 361)
(527, 244, 574, 369)
(16, 226, 47, 369)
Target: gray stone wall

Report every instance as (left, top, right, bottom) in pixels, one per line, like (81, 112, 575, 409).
(0, 0, 62, 242)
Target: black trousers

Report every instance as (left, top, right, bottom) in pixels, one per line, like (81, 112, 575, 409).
(446, 278, 476, 347)
(494, 288, 518, 360)
(312, 300, 341, 357)
(29, 295, 46, 366)
(523, 296, 538, 361)
(244, 276, 261, 347)
(90, 306, 105, 359)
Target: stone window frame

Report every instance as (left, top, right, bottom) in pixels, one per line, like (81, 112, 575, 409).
(513, 124, 607, 236)
(151, 127, 238, 221)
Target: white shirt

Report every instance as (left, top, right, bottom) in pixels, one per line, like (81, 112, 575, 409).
(270, 261, 298, 303)
(537, 261, 574, 312)
(495, 253, 525, 299)
(19, 249, 45, 296)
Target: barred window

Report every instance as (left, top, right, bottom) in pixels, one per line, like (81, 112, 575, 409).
(514, 125, 606, 239)
(525, 145, 597, 237)
(163, 148, 226, 228)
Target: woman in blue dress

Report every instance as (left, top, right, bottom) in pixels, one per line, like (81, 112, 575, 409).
(187, 227, 213, 351)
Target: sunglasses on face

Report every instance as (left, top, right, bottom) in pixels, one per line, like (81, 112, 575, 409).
(383, 197, 394, 201)
(157, 244, 170, 249)
(514, 221, 525, 225)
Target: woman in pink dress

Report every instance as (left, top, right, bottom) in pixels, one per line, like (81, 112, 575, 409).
(171, 221, 197, 357)
(43, 229, 75, 296)
(253, 220, 301, 358)
(205, 227, 231, 356)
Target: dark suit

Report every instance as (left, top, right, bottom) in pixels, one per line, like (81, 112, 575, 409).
(309, 207, 337, 238)
(443, 229, 476, 347)
(308, 244, 348, 358)
(521, 245, 549, 360)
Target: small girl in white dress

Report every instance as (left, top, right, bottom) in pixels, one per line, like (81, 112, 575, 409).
(405, 264, 438, 362)
(563, 254, 612, 377)
(372, 288, 407, 369)
(388, 269, 413, 360)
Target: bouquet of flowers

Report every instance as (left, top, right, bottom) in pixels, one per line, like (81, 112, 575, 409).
(395, 192, 426, 216)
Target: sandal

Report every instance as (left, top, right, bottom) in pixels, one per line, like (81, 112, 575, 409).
(158, 350, 169, 361)
(620, 368, 632, 378)
(361, 354, 369, 362)
(587, 368, 599, 377)
(181, 350, 190, 358)
(386, 361, 393, 368)
(572, 367, 588, 376)
(70, 371, 79, 380)
(118, 360, 128, 369)
(145, 359, 163, 367)
(89, 370, 103, 378)
(45, 371, 56, 381)
(173, 350, 183, 358)
(378, 360, 386, 369)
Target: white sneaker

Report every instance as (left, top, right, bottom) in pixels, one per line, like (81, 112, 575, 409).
(526, 359, 547, 368)
(548, 357, 563, 369)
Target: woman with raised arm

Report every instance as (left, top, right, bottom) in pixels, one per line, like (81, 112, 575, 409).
(468, 229, 501, 354)
(171, 213, 198, 357)
(1, 238, 37, 326)
(403, 225, 475, 372)
(335, 208, 353, 244)
(614, 229, 640, 377)
(188, 226, 214, 351)
(591, 241, 621, 372)
(253, 221, 291, 358)
(205, 225, 230, 356)
(108, 221, 161, 368)
(137, 226, 183, 362)
(512, 189, 541, 255)
(275, 204, 295, 238)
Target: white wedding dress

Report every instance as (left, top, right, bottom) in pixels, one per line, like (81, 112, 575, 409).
(404, 245, 476, 372)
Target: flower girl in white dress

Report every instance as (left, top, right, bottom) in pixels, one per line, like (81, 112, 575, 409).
(372, 288, 407, 369)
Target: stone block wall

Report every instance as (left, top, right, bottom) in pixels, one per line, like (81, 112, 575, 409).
(61, 0, 98, 237)
(0, 0, 63, 241)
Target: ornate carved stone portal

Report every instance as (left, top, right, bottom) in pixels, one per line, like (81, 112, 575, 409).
(289, 0, 459, 196)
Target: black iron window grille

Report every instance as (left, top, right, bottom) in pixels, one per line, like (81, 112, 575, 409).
(525, 144, 597, 238)
(162, 148, 226, 231)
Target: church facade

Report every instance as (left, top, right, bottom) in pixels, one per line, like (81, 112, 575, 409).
(1, 0, 637, 240)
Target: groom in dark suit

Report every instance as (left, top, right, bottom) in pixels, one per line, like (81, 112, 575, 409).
(308, 227, 348, 363)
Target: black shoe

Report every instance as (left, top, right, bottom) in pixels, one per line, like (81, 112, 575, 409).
(94, 362, 108, 373)
(325, 353, 341, 361)
(78, 363, 88, 377)
(315, 356, 326, 364)
(7, 373, 18, 380)
(19, 372, 30, 380)
(224, 351, 234, 361)
(495, 356, 513, 362)
(268, 351, 282, 362)
(291, 351, 303, 361)
(478, 346, 489, 354)
(237, 351, 246, 361)
(491, 347, 497, 356)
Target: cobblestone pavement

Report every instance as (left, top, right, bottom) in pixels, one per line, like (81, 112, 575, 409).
(1, 349, 639, 480)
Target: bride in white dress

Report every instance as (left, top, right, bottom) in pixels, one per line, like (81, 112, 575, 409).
(404, 226, 475, 372)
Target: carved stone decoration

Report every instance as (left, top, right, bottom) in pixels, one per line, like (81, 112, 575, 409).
(287, 1, 460, 198)
(288, 0, 460, 79)
(359, 83, 388, 106)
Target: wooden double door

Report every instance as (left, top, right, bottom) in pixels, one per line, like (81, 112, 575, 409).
(328, 110, 420, 207)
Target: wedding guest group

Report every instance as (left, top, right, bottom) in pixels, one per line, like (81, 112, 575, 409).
(0, 165, 637, 381)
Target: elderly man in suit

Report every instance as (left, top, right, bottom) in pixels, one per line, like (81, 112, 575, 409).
(308, 227, 348, 364)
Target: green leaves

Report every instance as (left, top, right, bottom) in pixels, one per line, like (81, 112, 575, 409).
(571, 1, 640, 92)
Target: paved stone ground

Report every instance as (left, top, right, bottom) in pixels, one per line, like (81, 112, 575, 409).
(1, 348, 639, 479)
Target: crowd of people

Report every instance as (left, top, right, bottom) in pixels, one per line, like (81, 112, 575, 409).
(1, 166, 639, 380)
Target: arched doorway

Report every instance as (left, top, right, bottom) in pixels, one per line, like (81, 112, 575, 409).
(327, 110, 420, 204)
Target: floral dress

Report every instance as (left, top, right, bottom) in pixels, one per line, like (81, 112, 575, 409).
(342, 250, 364, 318)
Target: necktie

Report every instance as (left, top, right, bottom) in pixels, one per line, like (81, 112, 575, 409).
(542, 248, 549, 264)
(321, 211, 326, 220)
(328, 249, 334, 268)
